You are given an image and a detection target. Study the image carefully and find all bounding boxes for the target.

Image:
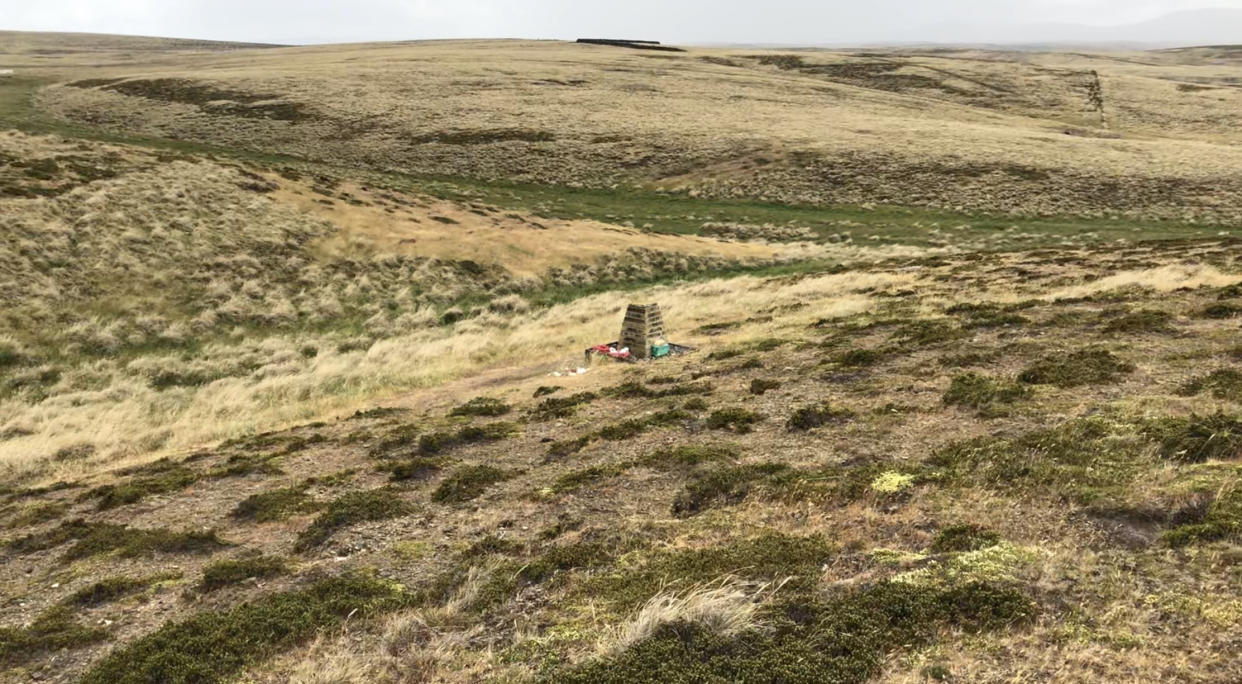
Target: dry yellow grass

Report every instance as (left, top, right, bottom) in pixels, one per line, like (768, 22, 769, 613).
(19, 39, 1242, 220)
(293, 180, 776, 278)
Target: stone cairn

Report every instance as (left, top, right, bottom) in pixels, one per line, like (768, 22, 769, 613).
(619, 303, 666, 360)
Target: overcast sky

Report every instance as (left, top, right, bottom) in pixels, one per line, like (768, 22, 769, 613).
(6, 0, 1242, 45)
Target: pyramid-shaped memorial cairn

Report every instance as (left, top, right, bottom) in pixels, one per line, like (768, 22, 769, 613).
(620, 303, 667, 360)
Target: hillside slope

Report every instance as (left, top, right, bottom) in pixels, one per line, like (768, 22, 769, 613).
(1, 34, 1241, 684)
(18, 39, 1242, 222)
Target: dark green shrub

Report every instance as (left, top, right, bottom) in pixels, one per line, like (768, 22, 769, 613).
(749, 379, 781, 395)
(6, 501, 68, 528)
(81, 574, 409, 684)
(1144, 413, 1242, 463)
(605, 381, 714, 399)
(833, 348, 884, 367)
(1102, 309, 1174, 334)
(528, 392, 598, 421)
(1199, 303, 1242, 320)
(63, 524, 230, 561)
(672, 463, 794, 517)
(786, 402, 854, 431)
(295, 490, 410, 551)
(930, 524, 1002, 553)
(639, 444, 738, 470)
(1178, 369, 1242, 402)
(1162, 487, 1240, 547)
(348, 407, 409, 421)
(431, 466, 512, 504)
(546, 435, 593, 460)
(552, 464, 632, 493)
(553, 581, 1034, 684)
(892, 320, 967, 346)
(197, 555, 289, 592)
(381, 456, 443, 482)
(0, 606, 107, 667)
(65, 575, 158, 607)
(683, 397, 709, 412)
(418, 422, 517, 454)
(942, 373, 1030, 410)
(1018, 349, 1134, 388)
(366, 424, 421, 458)
(930, 418, 1142, 503)
(598, 410, 690, 441)
(85, 463, 201, 510)
(706, 408, 764, 434)
(449, 397, 511, 417)
(534, 385, 563, 397)
(6, 518, 98, 554)
(597, 419, 651, 441)
(231, 485, 317, 523)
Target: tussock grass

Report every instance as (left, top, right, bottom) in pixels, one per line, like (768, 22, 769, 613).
(608, 579, 773, 652)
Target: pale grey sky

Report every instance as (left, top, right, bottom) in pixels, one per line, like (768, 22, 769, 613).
(6, 0, 1242, 46)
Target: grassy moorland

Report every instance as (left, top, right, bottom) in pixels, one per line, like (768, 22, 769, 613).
(1, 32, 1240, 684)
